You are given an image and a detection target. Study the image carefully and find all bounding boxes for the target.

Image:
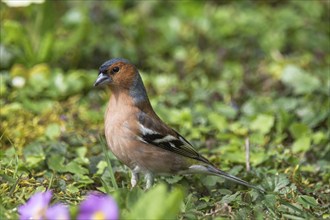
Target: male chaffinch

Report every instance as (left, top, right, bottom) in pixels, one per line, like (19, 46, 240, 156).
(94, 58, 263, 192)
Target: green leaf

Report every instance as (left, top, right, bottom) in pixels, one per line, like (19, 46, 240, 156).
(47, 154, 88, 175)
(312, 131, 326, 145)
(250, 151, 268, 166)
(292, 137, 311, 153)
(250, 114, 275, 134)
(165, 175, 183, 184)
(65, 161, 89, 175)
(22, 99, 55, 113)
(76, 147, 87, 159)
(75, 147, 89, 164)
(125, 184, 184, 219)
(23, 143, 45, 168)
(214, 103, 238, 119)
(297, 195, 318, 209)
(47, 154, 66, 172)
(274, 175, 290, 192)
(45, 123, 61, 140)
(208, 112, 228, 131)
(201, 175, 219, 187)
(220, 191, 241, 204)
(65, 71, 85, 94)
(289, 123, 311, 139)
(262, 194, 277, 216)
(281, 65, 320, 94)
(73, 174, 93, 185)
(66, 184, 79, 194)
(96, 160, 108, 175)
(229, 122, 248, 136)
(25, 155, 45, 168)
(38, 32, 54, 62)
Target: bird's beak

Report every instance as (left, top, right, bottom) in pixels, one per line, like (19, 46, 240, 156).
(94, 73, 111, 87)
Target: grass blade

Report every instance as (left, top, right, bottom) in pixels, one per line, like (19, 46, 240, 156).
(99, 135, 118, 190)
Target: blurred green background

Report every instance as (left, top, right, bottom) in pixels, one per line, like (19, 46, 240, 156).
(1, 0, 329, 219)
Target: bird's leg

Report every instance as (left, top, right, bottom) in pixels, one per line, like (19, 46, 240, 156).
(145, 172, 154, 189)
(131, 171, 139, 188)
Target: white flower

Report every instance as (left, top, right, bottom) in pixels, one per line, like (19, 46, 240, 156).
(2, 0, 44, 7)
(12, 76, 26, 88)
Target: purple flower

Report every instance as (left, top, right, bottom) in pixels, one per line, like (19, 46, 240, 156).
(77, 193, 119, 220)
(19, 191, 52, 220)
(18, 191, 69, 220)
(46, 204, 70, 220)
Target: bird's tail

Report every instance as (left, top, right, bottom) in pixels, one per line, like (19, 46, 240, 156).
(206, 165, 265, 193)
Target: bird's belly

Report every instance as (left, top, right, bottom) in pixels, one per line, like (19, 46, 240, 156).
(105, 125, 134, 168)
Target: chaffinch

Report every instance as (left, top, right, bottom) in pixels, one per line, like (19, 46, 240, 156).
(94, 58, 263, 192)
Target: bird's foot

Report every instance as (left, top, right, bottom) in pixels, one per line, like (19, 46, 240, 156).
(131, 171, 139, 188)
(145, 172, 154, 189)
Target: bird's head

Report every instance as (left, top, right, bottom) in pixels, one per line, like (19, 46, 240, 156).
(94, 58, 137, 89)
(94, 58, 148, 103)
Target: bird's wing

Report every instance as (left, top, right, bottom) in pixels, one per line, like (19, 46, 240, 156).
(136, 112, 211, 165)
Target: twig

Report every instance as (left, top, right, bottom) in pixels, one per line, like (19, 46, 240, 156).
(204, 203, 232, 217)
(9, 174, 22, 197)
(47, 172, 54, 190)
(245, 137, 250, 172)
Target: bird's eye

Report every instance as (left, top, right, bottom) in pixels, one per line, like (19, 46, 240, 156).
(112, 66, 120, 73)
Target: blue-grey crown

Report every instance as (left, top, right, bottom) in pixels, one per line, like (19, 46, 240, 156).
(99, 58, 131, 73)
